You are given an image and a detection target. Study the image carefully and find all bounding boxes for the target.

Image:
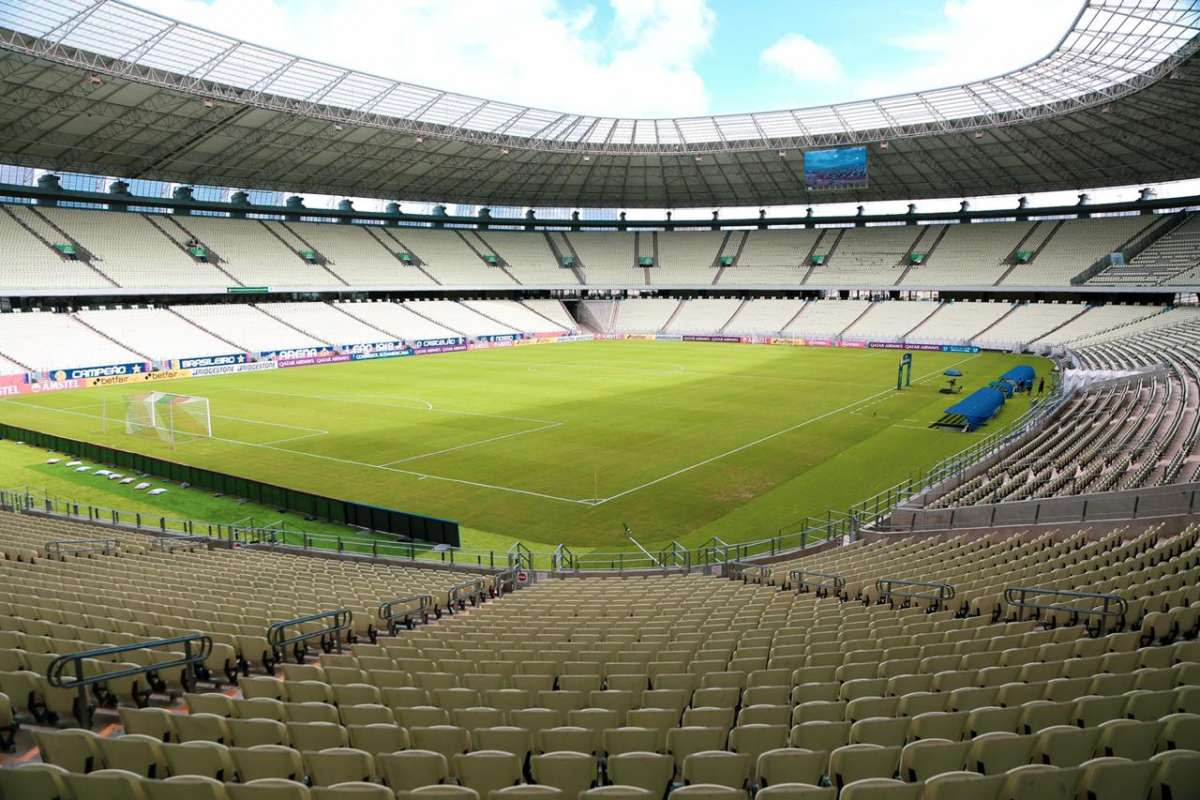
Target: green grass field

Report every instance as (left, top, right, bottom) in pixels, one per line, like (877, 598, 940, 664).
(0, 340, 1047, 554)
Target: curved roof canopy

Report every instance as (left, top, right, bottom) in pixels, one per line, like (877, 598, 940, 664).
(0, 0, 1198, 207)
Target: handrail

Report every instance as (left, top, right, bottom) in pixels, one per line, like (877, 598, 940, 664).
(266, 609, 352, 664)
(789, 569, 846, 596)
(551, 543, 576, 574)
(722, 560, 770, 584)
(493, 567, 519, 596)
(47, 633, 211, 727)
(378, 594, 434, 634)
(448, 578, 485, 611)
(150, 534, 210, 551)
(44, 538, 119, 559)
(658, 541, 691, 572)
(507, 541, 534, 572)
(1003, 586, 1128, 632)
(876, 577, 957, 610)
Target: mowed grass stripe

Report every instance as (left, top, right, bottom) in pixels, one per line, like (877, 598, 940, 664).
(0, 341, 1048, 548)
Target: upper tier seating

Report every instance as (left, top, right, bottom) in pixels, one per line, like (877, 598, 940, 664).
(396, 229, 518, 287)
(1091, 213, 1200, 286)
(563, 233, 640, 286)
(664, 300, 744, 334)
(817, 227, 925, 286)
(271, 222, 437, 287)
(655, 232, 727, 284)
(0, 310, 145, 372)
(728, 230, 821, 285)
(0, 206, 115, 290)
(73, 308, 241, 362)
(901, 221, 1034, 287)
(1002, 217, 1156, 286)
(481, 232, 575, 286)
(176, 216, 345, 288)
(171, 304, 327, 353)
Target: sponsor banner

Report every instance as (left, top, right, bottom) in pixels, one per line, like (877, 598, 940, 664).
(414, 337, 465, 349)
(351, 348, 413, 362)
(342, 340, 408, 355)
(468, 339, 516, 350)
(277, 354, 352, 369)
(190, 361, 278, 378)
(47, 362, 150, 381)
(171, 353, 248, 370)
(18, 377, 89, 395)
(840, 341, 867, 349)
(656, 334, 684, 342)
(681, 335, 745, 343)
(412, 344, 468, 356)
(624, 333, 657, 341)
(533, 331, 566, 340)
(867, 341, 980, 354)
(259, 347, 334, 361)
(556, 334, 594, 344)
(89, 368, 192, 388)
(769, 337, 806, 346)
(805, 339, 835, 348)
(477, 333, 525, 343)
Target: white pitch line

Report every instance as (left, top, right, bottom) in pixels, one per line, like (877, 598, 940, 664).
(593, 354, 982, 505)
(0, 397, 591, 506)
(380, 421, 564, 465)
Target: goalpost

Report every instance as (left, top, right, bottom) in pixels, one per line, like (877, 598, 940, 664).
(120, 392, 213, 444)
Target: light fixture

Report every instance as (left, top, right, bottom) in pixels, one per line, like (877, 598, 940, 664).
(778, 151, 786, 158)
(694, 155, 703, 162)
(583, 155, 591, 161)
(333, 123, 344, 131)
(415, 136, 424, 143)
(88, 74, 103, 87)
(501, 149, 510, 155)
(973, 131, 984, 139)
(202, 98, 216, 108)
(879, 141, 889, 150)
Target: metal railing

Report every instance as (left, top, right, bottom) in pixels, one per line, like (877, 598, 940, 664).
(658, 541, 691, 572)
(43, 539, 119, 559)
(722, 560, 771, 584)
(789, 569, 846, 596)
(877, 578, 957, 610)
(266, 609, 352, 665)
(378, 594, 433, 634)
(47, 634, 211, 727)
(551, 543, 577, 574)
(448, 578, 486, 611)
(1004, 586, 1128, 632)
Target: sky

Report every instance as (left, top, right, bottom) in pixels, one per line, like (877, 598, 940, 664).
(106, 0, 1200, 213)
(129, 0, 1085, 117)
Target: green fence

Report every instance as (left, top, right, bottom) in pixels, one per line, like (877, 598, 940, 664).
(0, 423, 459, 546)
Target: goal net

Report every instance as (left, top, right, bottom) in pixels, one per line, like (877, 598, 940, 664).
(123, 392, 212, 443)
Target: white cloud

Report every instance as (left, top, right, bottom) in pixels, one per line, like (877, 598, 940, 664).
(850, 0, 1082, 99)
(128, 0, 716, 117)
(760, 34, 843, 83)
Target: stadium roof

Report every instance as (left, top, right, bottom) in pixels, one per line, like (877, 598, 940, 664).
(0, 0, 1199, 208)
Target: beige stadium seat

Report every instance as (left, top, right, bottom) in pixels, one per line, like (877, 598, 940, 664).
(473, 726, 533, 761)
(454, 750, 523, 798)
(682, 750, 751, 790)
(402, 788, 479, 800)
(539, 726, 600, 756)
(1150, 749, 1200, 800)
(1000, 764, 1075, 800)
(828, 744, 901, 790)
(288, 722, 350, 752)
(531, 751, 598, 800)
(1075, 757, 1157, 800)
(668, 727, 729, 776)
(667, 784, 746, 800)
(919, 771, 1004, 800)
(607, 751, 673, 796)
(120, 706, 178, 742)
(0, 763, 73, 800)
(1095, 719, 1161, 760)
(303, 747, 376, 787)
(603, 727, 660, 757)
(311, 782, 394, 799)
(580, 788, 652, 800)
(347, 723, 409, 757)
(175, 713, 233, 745)
(1031, 725, 1100, 768)
(490, 785, 565, 800)
(100, 734, 171, 779)
(755, 748, 825, 787)
(164, 741, 239, 782)
(753, 785, 833, 800)
(226, 778, 313, 799)
(35, 727, 104, 773)
(233, 744, 305, 782)
(838, 778, 921, 800)
(145, 774, 231, 800)
(965, 732, 1035, 775)
(187, 694, 236, 718)
(65, 768, 151, 800)
(229, 718, 289, 748)
(378, 750, 449, 791)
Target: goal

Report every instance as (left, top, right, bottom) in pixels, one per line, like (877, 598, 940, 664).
(122, 392, 212, 443)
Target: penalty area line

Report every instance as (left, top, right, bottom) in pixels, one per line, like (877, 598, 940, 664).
(379, 421, 564, 466)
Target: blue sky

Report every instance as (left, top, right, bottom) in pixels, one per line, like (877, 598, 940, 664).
(132, 0, 1084, 118)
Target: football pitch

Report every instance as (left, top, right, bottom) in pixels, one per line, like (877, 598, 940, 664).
(0, 341, 1047, 553)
